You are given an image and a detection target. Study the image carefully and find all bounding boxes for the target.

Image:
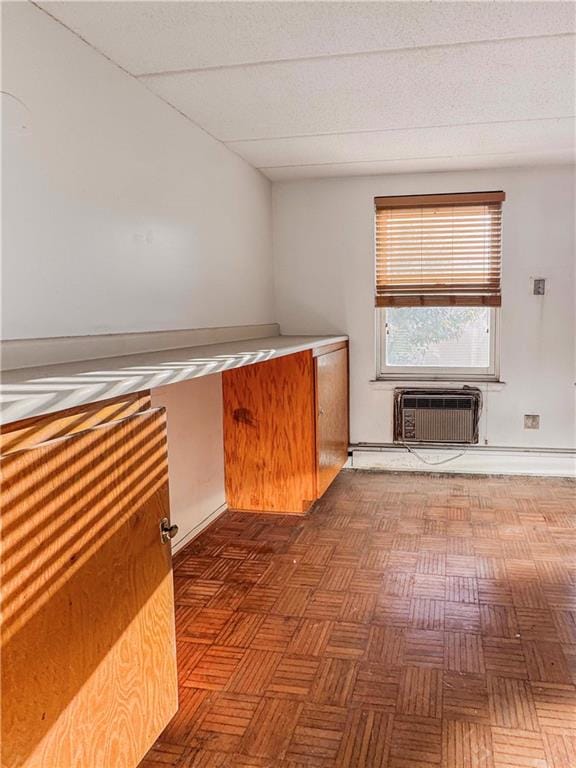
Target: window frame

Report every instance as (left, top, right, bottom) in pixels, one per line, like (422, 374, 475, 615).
(375, 305, 500, 382)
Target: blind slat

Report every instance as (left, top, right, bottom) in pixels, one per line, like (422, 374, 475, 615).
(375, 192, 504, 307)
(375, 191, 505, 208)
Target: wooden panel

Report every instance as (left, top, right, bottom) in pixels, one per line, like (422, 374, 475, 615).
(1, 408, 177, 768)
(222, 351, 316, 514)
(0, 391, 151, 454)
(313, 341, 347, 357)
(375, 190, 506, 208)
(315, 346, 349, 497)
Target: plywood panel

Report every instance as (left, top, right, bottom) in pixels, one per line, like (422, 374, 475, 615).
(222, 351, 316, 513)
(312, 341, 348, 358)
(1, 408, 178, 768)
(315, 346, 349, 496)
(0, 391, 151, 454)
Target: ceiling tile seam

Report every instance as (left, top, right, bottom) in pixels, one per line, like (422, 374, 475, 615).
(223, 116, 576, 145)
(135, 31, 576, 79)
(30, 3, 135, 78)
(258, 147, 576, 171)
(28, 0, 271, 181)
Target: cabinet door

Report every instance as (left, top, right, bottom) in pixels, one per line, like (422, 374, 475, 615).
(315, 346, 349, 497)
(1, 408, 177, 768)
(223, 351, 317, 513)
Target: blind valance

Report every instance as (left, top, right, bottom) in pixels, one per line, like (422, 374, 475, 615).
(375, 191, 505, 307)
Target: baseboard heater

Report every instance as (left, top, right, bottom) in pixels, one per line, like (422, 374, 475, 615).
(394, 388, 482, 444)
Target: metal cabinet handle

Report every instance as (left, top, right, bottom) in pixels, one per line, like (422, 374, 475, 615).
(160, 517, 179, 544)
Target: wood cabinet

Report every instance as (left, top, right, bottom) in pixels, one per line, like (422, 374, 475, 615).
(222, 342, 349, 513)
(1, 397, 178, 768)
(315, 345, 349, 497)
(0, 339, 348, 766)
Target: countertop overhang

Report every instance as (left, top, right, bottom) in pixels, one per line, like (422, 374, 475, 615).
(0, 334, 348, 426)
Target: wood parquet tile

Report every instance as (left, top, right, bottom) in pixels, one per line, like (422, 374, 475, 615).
(140, 470, 576, 768)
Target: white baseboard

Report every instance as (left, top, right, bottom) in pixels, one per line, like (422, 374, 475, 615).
(172, 502, 228, 555)
(351, 446, 576, 478)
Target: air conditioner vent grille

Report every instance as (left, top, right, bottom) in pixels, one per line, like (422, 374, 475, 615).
(402, 396, 473, 410)
(394, 388, 481, 444)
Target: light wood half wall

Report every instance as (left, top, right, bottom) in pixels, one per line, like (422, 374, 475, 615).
(1, 407, 177, 767)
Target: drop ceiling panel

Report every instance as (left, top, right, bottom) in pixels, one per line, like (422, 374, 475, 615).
(39, 1, 576, 75)
(264, 150, 576, 181)
(141, 36, 575, 141)
(35, 2, 576, 178)
(228, 118, 576, 169)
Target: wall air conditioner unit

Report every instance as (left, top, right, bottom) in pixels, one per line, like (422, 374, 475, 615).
(394, 388, 482, 445)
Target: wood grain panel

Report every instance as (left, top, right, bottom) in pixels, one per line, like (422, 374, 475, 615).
(488, 677, 539, 730)
(389, 715, 442, 767)
(251, 616, 300, 651)
(228, 650, 282, 694)
(286, 704, 347, 763)
(443, 672, 490, 724)
(1, 408, 177, 768)
(184, 646, 245, 690)
(493, 727, 548, 768)
(398, 667, 443, 718)
(326, 621, 369, 659)
(312, 341, 348, 357)
(0, 391, 151, 453)
(240, 697, 302, 759)
(311, 657, 357, 706)
(351, 665, 399, 710)
(195, 693, 259, 753)
(315, 346, 349, 497)
(222, 351, 316, 513)
(336, 708, 393, 767)
(443, 720, 494, 768)
(266, 656, 319, 698)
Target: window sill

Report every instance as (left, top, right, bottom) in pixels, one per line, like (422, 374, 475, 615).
(370, 379, 506, 392)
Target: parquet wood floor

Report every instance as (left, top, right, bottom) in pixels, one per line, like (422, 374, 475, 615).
(140, 470, 576, 768)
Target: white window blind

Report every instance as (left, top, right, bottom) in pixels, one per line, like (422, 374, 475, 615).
(375, 191, 505, 307)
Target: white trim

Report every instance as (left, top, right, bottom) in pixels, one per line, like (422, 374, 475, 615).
(351, 446, 576, 478)
(171, 502, 228, 555)
(1, 323, 280, 371)
(369, 379, 506, 391)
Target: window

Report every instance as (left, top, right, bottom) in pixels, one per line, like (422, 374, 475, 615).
(375, 191, 504, 380)
(379, 305, 497, 378)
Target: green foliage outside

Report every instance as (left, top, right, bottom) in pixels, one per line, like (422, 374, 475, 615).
(387, 307, 485, 365)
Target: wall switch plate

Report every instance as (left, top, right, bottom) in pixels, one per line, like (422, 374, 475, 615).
(524, 414, 540, 429)
(533, 278, 546, 295)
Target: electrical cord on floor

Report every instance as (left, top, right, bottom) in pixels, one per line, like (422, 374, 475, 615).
(402, 442, 471, 466)
(401, 392, 484, 466)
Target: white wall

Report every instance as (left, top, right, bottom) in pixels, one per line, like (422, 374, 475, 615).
(151, 377, 225, 552)
(1, 3, 275, 543)
(273, 165, 576, 450)
(2, 2, 273, 340)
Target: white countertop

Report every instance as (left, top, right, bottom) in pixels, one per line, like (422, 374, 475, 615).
(0, 334, 347, 426)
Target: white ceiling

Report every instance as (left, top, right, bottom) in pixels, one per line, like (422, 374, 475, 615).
(38, 1, 576, 180)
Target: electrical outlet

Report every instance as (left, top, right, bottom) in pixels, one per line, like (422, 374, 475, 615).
(533, 278, 546, 295)
(524, 414, 540, 429)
